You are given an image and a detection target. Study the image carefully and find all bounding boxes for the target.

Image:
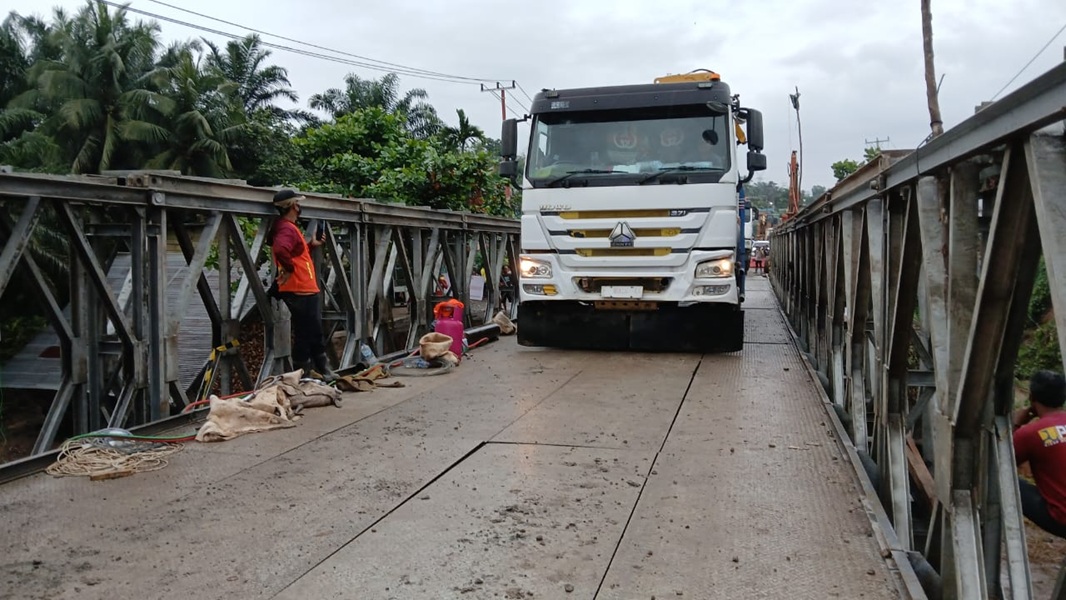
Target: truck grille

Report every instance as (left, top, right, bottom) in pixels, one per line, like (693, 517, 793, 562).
(574, 277, 672, 293)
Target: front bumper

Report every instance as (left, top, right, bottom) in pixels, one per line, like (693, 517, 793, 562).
(517, 300, 744, 353)
(518, 252, 739, 305)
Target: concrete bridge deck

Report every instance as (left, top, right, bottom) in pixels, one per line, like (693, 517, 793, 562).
(0, 280, 904, 599)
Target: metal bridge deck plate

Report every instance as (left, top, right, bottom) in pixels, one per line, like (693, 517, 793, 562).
(597, 341, 898, 599)
(0, 285, 901, 599)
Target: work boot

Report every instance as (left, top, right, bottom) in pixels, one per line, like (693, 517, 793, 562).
(312, 353, 338, 383)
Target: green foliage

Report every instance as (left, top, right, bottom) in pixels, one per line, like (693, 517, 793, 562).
(308, 72, 441, 138)
(294, 108, 512, 216)
(1016, 258, 1061, 379)
(1029, 258, 1052, 322)
(1017, 319, 1063, 380)
(230, 113, 309, 186)
(830, 147, 883, 184)
(2, 1, 504, 216)
(0, 315, 46, 361)
(832, 158, 860, 181)
(145, 42, 245, 177)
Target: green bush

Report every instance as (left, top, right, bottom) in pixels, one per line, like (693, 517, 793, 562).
(1029, 258, 1052, 322)
(1016, 318, 1063, 380)
(0, 315, 46, 362)
(1017, 258, 1061, 378)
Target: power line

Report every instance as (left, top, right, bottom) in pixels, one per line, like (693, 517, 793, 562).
(142, 0, 503, 83)
(865, 137, 890, 149)
(516, 82, 536, 105)
(98, 0, 498, 85)
(508, 94, 530, 115)
(487, 89, 525, 119)
(991, 19, 1066, 100)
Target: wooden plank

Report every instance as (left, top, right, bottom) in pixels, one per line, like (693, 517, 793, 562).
(905, 435, 937, 507)
(90, 469, 135, 481)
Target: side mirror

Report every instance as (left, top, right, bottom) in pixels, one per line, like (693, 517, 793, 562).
(744, 108, 764, 152)
(498, 160, 517, 179)
(501, 118, 518, 160)
(747, 151, 767, 172)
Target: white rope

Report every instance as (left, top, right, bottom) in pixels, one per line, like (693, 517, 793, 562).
(46, 439, 183, 478)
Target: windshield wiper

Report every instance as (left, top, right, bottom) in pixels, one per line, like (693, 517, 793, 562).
(638, 165, 718, 185)
(545, 169, 624, 187)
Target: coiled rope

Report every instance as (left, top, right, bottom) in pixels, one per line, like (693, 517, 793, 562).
(46, 438, 184, 478)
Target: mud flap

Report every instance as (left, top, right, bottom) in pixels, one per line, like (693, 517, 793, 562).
(517, 301, 743, 353)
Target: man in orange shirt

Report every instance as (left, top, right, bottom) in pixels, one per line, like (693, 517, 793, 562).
(267, 189, 336, 382)
(1013, 370, 1066, 538)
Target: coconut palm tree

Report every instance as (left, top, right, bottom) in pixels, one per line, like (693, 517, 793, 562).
(203, 35, 307, 122)
(439, 108, 484, 151)
(146, 42, 244, 177)
(0, 11, 69, 142)
(0, 17, 30, 110)
(309, 72, 442, 137)
(12, 1, 167, 173)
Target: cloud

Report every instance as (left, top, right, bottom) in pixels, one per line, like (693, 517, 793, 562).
(39, 0, 1066, 189)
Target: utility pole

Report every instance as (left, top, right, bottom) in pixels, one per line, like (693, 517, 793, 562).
(788, 87, 802, 216)
(789, 87, 802, 197)
(481, 81, 516, 121)
(482, 81, 517, 199)
(865, 136, 890, 149)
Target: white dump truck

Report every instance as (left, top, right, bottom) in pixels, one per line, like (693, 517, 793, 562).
(498, 69, 766, 351)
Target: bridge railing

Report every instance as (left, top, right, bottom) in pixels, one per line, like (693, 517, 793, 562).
(0, 172, 519, 457)
(772, 61, 1066, 599)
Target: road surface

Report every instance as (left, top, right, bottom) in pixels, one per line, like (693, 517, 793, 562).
(0, 279, 903, 599)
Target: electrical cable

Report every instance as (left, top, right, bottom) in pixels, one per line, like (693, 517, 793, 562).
(142, 0, 504, 83)
(98, 0, 498, 85)
(516, 82, 536, 105)
(991, 19, 1066, 101)
(489, 91, 526, 119)
(181, 389, 253, 413)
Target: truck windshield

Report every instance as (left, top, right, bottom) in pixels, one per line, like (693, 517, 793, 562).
(526, 106, 730, 187)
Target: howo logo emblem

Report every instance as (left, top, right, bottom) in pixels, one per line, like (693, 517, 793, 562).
(609, 222, 636, 247)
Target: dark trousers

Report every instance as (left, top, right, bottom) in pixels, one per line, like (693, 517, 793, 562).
(1019, 478, 1066, 538)
(282, 293, 325, 365)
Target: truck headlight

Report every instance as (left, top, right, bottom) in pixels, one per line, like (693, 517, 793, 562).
(695, 256, 734, 279)
(519, 257, 552, 279)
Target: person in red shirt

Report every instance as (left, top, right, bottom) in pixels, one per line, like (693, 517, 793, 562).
(267, 189, 336, 382)
(1012, 370, 1066, 538)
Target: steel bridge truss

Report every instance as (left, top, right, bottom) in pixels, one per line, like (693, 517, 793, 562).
(773, 62, 1066, 599)
(0, 172, 519, 457)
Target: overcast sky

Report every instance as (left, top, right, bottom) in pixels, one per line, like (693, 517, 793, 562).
(27, 0, 1066, 190)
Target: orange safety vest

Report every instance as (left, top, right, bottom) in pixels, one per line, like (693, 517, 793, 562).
(274, 221, 319, 295)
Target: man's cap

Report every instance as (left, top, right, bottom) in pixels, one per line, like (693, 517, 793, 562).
(272, 189, 305, 207)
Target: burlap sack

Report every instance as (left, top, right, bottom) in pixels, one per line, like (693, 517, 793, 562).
(195, 388, 296, 442)
(419, 332, 453, 360)
(492, 310, 516, 335)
